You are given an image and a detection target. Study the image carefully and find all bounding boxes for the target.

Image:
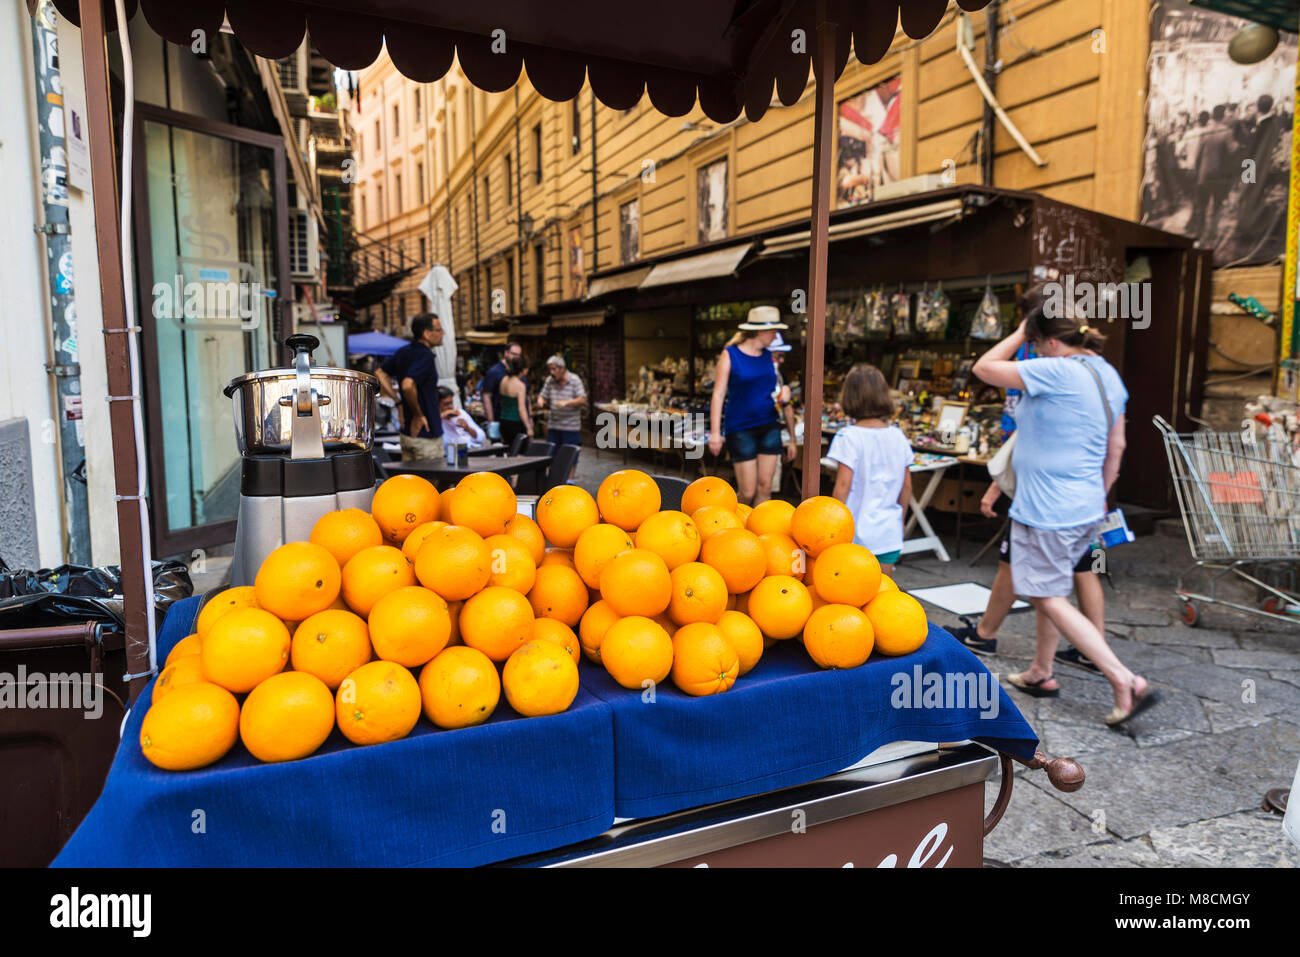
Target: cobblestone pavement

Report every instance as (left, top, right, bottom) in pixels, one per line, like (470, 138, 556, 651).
(576, 448, 1300, 866)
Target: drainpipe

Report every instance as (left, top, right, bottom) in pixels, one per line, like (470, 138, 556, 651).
(30, 3, 91, 564)
(514, 86, 525, 308)
(981, 1, 1000, 186)
(589, 93, 598, 275)
(469, 89, 482, 323)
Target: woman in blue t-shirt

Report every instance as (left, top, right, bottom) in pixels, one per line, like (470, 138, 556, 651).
(972, 284, 1158, 727)
(708, 306, 798, 505)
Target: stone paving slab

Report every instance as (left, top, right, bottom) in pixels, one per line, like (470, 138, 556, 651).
(1145, 811, 1300, 868)
(1130, 623, 1242, 649)
(982, 768, 1099, 864)
(1211, 647, 1300, 671)
(1009, 837, 1163, 867)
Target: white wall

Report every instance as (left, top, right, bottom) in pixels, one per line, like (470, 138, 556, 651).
(0, 1, 64, 567)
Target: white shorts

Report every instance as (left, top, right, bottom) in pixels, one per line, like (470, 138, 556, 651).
(1009, 520, 1097, 598)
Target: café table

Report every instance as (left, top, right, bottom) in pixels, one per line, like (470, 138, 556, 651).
(381, 454, 553, 491)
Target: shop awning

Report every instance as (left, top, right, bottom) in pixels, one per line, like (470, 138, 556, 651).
(50, 0, 994, 124)
(509, 321, 550, 336)
(759, 198, 967, 256)
(585, 266, 653, 299)
(639, 243, 754, 289)
(550, 310, 607, 328)
(1188, 0, 1297, 31)
(463, 330, 509, 344)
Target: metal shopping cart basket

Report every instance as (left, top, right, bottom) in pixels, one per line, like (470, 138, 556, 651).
(1154, 415, 1300, 626)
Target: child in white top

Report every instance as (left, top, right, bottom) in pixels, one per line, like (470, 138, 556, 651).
(826, 364, 913, 563)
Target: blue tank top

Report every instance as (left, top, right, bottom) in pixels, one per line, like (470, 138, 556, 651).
(723, 344, 780, 433)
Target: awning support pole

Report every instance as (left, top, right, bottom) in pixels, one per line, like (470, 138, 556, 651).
(78, 0, 152, 703)
(801, 10, 835, 499)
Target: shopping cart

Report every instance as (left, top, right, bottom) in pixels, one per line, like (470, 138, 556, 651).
(1154, 415, 1300, 626)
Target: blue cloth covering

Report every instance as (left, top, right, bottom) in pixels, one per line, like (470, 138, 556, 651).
(580, 625, 1038, 819)
(55, 599, 1036, 865)
(53, 596, 615, 867)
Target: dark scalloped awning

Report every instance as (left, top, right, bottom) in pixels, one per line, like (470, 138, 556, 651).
(52, 0, 991, 123)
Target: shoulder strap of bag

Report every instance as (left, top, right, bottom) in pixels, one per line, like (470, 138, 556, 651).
(1075, 356, 1113, 431)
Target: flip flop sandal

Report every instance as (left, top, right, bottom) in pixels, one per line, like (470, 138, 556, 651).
(1006, 672, 1060, 698)
(1105, 687, 1162, 727)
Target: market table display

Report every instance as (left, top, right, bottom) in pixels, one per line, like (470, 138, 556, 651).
(54, 469, 1062, 868)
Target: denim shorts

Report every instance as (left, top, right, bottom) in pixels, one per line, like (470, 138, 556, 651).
(725, 423, 783, 462)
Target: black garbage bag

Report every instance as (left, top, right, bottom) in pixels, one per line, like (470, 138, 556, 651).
(0, 559, 192, 633)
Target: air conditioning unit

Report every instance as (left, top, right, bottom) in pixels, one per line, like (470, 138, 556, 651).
(288, 209, 320, 279)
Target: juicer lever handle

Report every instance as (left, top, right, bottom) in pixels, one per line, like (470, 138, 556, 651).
(287, 335, 318, 417)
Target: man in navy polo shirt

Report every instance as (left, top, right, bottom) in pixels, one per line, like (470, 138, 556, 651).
(479, 339, 522, 441)
(377, 313, 445, 461)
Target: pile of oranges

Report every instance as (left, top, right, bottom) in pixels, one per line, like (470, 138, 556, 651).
(140, 469, 930, 772)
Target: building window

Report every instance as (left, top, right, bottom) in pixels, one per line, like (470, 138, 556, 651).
(419, 237, 427, 263)
(413, 88, 421, 125)
(377, 183, 385, 221)
(570, 98, 581, 155)
(357, 131, 363, 160)
(697, 158, 729, 243)
(359, 192, 367, 231)
(505, 253, 515, 314)
(373, 120, 380, 153)
(534, 242, 545, 307)
(394, 174, 402, 214)
(533, 123, 543, 184)
(392, 103, 400, 137)
(482, 175, 490, 220)
(416, 161, 425, 205)
(619, 199, 640, 265)
(504, 154, 512, 205)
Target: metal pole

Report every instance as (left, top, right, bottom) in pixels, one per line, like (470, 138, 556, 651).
(77, 0, 151, 703)
(980, 1, 1000, 186)
(801, 12, 836, 499)
(30, 2, 92, 564)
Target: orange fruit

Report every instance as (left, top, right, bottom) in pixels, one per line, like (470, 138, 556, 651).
(310, 508, 384, 568)
(140, 681, 240, 771)
(671, 622, 739, 696)
(340, 544, 416, 616)
(578, 599, 621, 663)
(667, 562, 728, 626)
(413, 524, 492, 600)
(540, 547, 576, 569)
(536, 485, 600, 548)
(803, 604, 875, 669)
(758, 531, 807, 579)
(874, 575, 899, 596)
(527, 563, 590, 627)
(596, 469, 661, 531)
(734, 502, 753, 525)
(600, 616, 674, 690)
(419, 646, 501, 729)
(201, 608, 291, 693)
(505, 513, 547, 564)
(164, 633, 203, 668)
(600, 548, 672, 618)
(401, 520, 448, 561)
(790, 495, 856, 557)
(195, 586, 258, 640)
(336, 660, 421, 746)
(634, 510, 701, 570)
(811, 543, 882, 606)
(291, 609, 372, 689)
(746, 499, 795, 537)
(863, 591, 929, 656)
(369, 585, 451, 667)
(700, 528, 766, 593)
(716, 610, 764, 675)
(681, 476, 737, 516)
(483, 533, 539, 593)
(447, 471, 518, 537)
(254, 542, 342, 622)
(460, 585, 536, 661)
(370, 474, 440, 545)
(503, 639, 580, 717)
(239, 671, 335, 762)
(573, 523, 636, 589)
(153, 655, 206, 703)
(692, 505, 742, 540)
(747, 575, 813, 640)
(534, 617, 581, 665)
